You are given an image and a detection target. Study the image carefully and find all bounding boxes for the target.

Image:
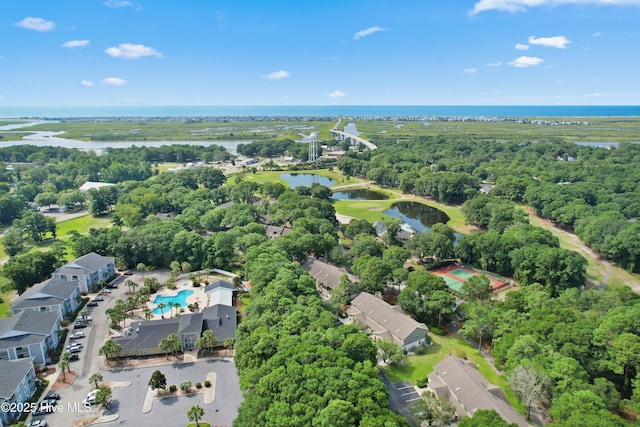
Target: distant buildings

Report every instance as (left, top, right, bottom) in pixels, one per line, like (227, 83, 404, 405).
(347, 292, 429, 351)
(428, 356, 528, 427)
(264, 225, 294, 239)
(79, 181, 115, 192)
(301, 258, 358, 298)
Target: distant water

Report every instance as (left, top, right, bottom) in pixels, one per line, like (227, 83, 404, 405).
(1, 105, 640, 118)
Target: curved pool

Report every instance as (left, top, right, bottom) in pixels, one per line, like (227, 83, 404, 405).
(151, 290, 194, 315)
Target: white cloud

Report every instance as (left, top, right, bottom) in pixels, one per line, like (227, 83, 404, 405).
(529, 35, 571, 48)
(263, 70, 290, 80)
(327, 90, 346, 98)
(464, 68, 478, 74)
(105, 0, 134, 7)
(353, 26, 387, 40)
(80, 80, 95, 87)
(515, 43, 530, 50)
(593, 31, 604, 37)
(101, 77, 127, 86)
(105, 43, 163, 59)
(472, 0, 640, 14)
(487, 61, 503, 67)
(15, 17, 55, 32)
(508, 56, 544, 67)
(62, 40, 90, 48)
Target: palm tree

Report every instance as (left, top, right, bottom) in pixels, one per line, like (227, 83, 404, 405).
(173, 302, 182, 317)
(143, 307, 152, 320)
(89, 372, 103, 389)
(99, 340, 123, 365)
(58, 357, 69, 383)
(159, 337, 171, 359)
(187, 404, 205, 427)
(157, 302, 166, 318)
(136, 262, 146, 278)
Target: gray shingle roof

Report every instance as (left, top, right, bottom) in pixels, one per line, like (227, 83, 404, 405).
(0, 357, 35, 399)
(116, 318, 180, 351)
(347, 292, 428, 343)
(178, 312, 203, 335)
(429, 356, 529, 427)
(301, 258, 358, 291)
(61, 252, 114, 273)
(116, 305, 236, 352)
(202, 305, 236, 341)
(12, 278, 79, 310)
(204, 280, 234, 293)
(0, 310, 59, 338)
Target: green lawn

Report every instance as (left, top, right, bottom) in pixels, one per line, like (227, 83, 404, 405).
(382, 334, 526, 414)
(56, 214, 112, 237)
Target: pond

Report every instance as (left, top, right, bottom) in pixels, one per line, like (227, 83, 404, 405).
(383, 201, 450, 233)
(280, 173, 336, 188)
(332, 189, 387, 200)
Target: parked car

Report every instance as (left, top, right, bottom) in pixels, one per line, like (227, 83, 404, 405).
(73, 322, 87, 329)
(69, 347, 82, 353)
(69, 353, 80, 361)
(40, 398, 57, 407)
(93, 296, 104, 302)
(70, 332, 86, 339)
(32, 401, 56, 415)
(79, 315, 92, 322)
(87, 301, 98, 307)
(101, 289, 112, 294)
(106, 283, 119, 289)
(28, 420, 48, 427)
(122, 270, 133, 275)
(87, 390, 98, 398)
(45, 392, 60, 400)
(66, 343, 83, 351)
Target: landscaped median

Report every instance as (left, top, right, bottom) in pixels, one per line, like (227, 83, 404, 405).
(142, 373, 216, 413)
(381, 333, 526, 414)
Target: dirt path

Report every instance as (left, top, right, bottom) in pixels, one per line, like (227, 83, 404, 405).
(525, 207, 640, 292)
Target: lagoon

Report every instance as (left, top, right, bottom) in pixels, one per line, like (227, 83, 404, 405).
(332, 189, 387, 201)
(383, 201, 450, 233)
(280, 173, 336, 188)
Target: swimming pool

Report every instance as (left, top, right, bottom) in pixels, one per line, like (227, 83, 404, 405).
(151, 290, 194, 315)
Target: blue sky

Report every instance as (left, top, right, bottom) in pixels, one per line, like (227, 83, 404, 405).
(1, 0, 639, 106)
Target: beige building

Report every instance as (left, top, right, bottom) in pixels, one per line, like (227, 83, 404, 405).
(301, 258, 358, 298)
(347, 292, 429, 351)
(428, 356, 529, 427)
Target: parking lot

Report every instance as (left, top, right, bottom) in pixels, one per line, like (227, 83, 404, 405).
(27, 270, 242, 427)
(380, 374, 420, 427)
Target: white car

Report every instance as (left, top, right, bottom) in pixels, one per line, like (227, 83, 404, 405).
(70, 332, 85, 339)
(83, 396, 96, 405)
(66, 343, 83, 351)
(87, 390, 98, 398)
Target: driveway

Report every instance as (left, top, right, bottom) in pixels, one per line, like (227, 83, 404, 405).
(380, 373, 420, 427)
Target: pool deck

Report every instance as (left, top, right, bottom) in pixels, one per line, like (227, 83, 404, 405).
(146, 276, 221, 320)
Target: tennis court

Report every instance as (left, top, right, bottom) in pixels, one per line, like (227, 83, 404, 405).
(440, 275, 464, 292)
(430, 263, 506, 293)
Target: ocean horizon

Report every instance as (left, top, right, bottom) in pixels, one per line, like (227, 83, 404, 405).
(1, 105, 640, 118)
